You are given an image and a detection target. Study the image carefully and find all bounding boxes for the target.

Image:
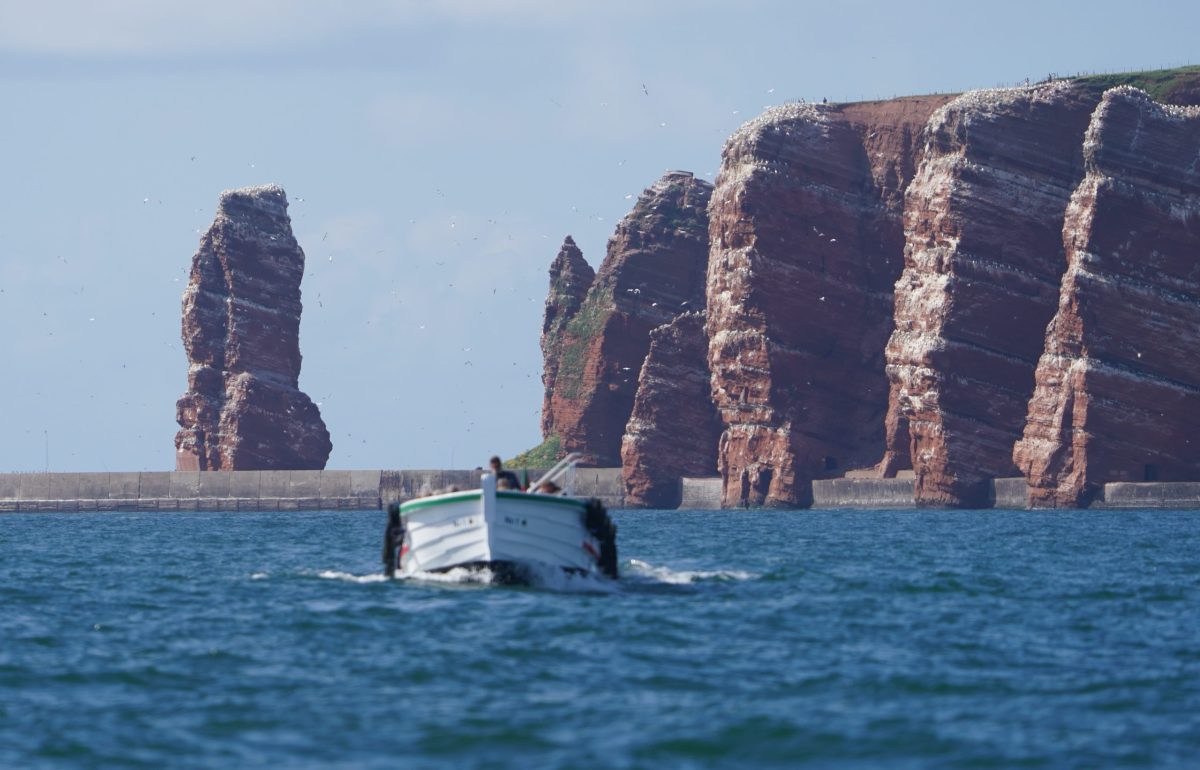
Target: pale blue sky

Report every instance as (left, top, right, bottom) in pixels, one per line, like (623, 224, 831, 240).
(1, 0, 1196, 471)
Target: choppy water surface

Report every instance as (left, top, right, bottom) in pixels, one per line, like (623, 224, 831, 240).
(2, 509, 1198, 769)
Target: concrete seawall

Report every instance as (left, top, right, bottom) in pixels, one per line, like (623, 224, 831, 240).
(1092, 482, 1200, 509)
(0, 471, 382, 513)
(686, 476, 1042, 509)
(681, 476, 1197, 510)
(680, 477, 723, 509)
(0, 468, 625, 513)
(3, 471, 1199, 512)
(811, 478, 914, 508)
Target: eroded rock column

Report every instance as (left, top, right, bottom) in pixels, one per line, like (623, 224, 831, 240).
(175, 184, 331, 471)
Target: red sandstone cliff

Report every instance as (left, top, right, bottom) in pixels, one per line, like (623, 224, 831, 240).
(882, 82, 1100, 507)
(175, 184, 331, 471)
(1014, 88, 1200, 506)
(706, 96, 948, 507)
(620, 312, 721, 508)
(527, 68, 1200, 506)
(539, 235, 594, 441)
(537, 171, 712, 466)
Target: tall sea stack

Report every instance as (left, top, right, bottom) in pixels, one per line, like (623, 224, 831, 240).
(174, 184, 332, 471)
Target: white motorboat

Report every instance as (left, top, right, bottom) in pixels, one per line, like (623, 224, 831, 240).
(383, 455, 618, 583)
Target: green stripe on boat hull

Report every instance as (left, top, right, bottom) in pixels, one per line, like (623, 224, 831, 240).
(400, 490, 587, 515)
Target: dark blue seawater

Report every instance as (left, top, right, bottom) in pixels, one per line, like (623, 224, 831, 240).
(2, 509, 1198, 769)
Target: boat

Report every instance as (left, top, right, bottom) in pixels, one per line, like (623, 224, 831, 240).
(383, 454, 618, 583)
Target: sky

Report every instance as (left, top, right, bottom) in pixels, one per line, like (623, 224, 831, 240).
(1, 0, 1197, 472)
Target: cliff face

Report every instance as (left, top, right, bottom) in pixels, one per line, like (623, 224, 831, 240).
(539, 235, 594, 440)
(529, 67, 1200, 505)
(175, 184, 331, 471)
(882, 82, 1100, 507)
(620, 312, 721, 508)
(706, 96, 948, 507)
(541, 171, 712, 466)
(1014, 88, 1200, 506)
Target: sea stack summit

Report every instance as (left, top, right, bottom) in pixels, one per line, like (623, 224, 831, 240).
(174, 184, 332, 471)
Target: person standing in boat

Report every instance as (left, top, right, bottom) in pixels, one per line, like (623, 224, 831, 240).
(489, 456, 521, 490)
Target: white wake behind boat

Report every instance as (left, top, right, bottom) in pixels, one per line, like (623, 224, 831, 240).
(385, 457, 618, 583)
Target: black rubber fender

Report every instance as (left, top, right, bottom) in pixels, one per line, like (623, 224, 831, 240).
(583, 499, 619, 579)
(382, 502, 404, 578)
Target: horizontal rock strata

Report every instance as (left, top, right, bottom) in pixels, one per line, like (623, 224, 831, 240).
(175, 184, 331, 471)
(883, 82, 1100, 507)
(707, 96, 949, 507)
(1015, 88, 1200, 506)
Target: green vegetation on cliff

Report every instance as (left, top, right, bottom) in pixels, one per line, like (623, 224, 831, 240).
(507, 434, 561, 468)
(553, 285, 614, 401)
(1072, 65, 1200, 105)
(846, 65, 1200, 109)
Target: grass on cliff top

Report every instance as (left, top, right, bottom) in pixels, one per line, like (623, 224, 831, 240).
(837, 65, 1200, 107)
(1072, 65, 1200, 103)
(507, 434, 561, 468)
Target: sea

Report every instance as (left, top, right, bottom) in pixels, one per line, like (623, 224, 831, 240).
(2, 508, 1198, 769)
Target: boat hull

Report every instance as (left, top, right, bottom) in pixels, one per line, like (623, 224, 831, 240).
(422, 560, 590, 585)
(397, 476, 608, 579)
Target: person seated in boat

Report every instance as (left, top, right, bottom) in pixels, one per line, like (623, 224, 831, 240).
(489, 456, 521, 490)
(534, 480, 562, 495)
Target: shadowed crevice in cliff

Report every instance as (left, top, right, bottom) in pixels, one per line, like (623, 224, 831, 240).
(1015, 87, 1200, 507)
(533, 171, 712, 467)
(175, 184, 332, 471)
(707, 96, 951, 508)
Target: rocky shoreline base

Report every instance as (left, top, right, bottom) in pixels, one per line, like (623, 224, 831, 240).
(2, 470, 1198, 512)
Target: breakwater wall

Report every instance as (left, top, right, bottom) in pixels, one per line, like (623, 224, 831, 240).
(0, 468, 626, 513)
(1091, 482, 1200, 509)
(808, 478, 1032, 509)
(680, 477, 723, 509)
(678, 477, 1031, 510)
(679, 476, 1197, 510)
(3, 471, 1198, 512)
(809, 478, 1199, 509)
